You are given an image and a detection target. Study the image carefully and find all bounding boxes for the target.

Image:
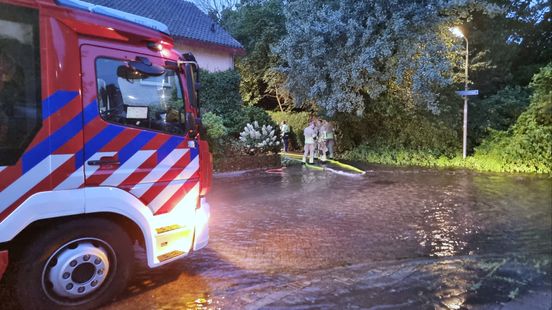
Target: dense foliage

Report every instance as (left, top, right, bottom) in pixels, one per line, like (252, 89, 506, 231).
(199, 69, 277, 155)
(469, 86, 530, 145)
(275, 0, 499, 115)
(343, 64, 552, 173)
(465, 0, 550, 147)
(467, 0, 551, 96)
(202, 112, 228, 140)
(205, 0, 550, 173)
(220, 0, 287, 109)
(474, 63, 552, 173)
(201, 112, 228, 155)
(199, 69, 242, 116)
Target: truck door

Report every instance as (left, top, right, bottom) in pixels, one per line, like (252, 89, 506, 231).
(80, 45, 200, 215)
(0, 3, 84, 221)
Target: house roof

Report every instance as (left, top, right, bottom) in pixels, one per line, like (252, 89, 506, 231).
(85, 0, 244, 50)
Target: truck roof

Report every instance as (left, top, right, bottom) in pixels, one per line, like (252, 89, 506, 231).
(56, 0, 170, 35)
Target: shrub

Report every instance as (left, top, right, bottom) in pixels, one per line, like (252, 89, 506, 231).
(470, 86, 531, 145)
(225, 105, 276, 138)
(342, 63, 552, 174)
(332, 106, 458, 156)
(239, 121, 280, 154)
(202, 112, 227, 140)
(474, 63, 552, 173)
(199, 69, 275, 136)
(200, 69, 242, 115)
(201, 112, 228, 155)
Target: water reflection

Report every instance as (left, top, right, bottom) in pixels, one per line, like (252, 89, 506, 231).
(184, 295, 213, 310)
(429, 259, 470, 309)
(417, 200, 472, 257)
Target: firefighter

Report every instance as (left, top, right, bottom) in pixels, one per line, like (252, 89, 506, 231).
(302, 122, 316, 163)
(323, 120, 335, 159)
(317, 119, 327, 161)
(280, 120, 290, 153)
(312, 117, 320, 159)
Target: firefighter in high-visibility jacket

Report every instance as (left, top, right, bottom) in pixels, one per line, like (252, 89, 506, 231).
(323, 120, 335, 159)
(303, 122, 316, 163)
(317, 120, 328, 162)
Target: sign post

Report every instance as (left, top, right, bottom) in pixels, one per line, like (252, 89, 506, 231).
(456, 89, 479, 159)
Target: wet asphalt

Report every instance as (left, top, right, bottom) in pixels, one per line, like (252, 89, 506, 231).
(103, 164, 552, 309)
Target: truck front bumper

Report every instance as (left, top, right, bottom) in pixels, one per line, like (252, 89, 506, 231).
(193, 197, 210, 251)
(0, 250, 8, 280)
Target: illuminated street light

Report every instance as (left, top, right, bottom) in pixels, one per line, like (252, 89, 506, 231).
(450, 26, 469, 159)
(450, 26, 464, 38)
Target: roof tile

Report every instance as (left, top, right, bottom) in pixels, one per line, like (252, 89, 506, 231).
(86, 0, 243, 49)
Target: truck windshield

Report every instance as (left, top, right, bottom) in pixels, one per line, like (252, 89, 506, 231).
(96, 57, 186, 135)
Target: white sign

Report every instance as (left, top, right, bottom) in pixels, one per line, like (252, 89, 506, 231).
(126, 106, 148, 119)
(455, 90, 479, 96)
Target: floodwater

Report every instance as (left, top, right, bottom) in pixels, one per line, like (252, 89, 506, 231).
(104, 164, 551, 309)
(2, 164, 552, 309)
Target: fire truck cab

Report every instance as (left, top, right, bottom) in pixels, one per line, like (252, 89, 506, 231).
(0, 0, 212, 308)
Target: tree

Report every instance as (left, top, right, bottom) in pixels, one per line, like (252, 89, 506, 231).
(263, 68, 293, 111)
(504, 0, 551, 86)
(220, 0, 287, 108)
(465, 0, 551, 97)
(191, 0, 240, 21)
(461, 0, 551, 146)
(275, 0, 499, 115)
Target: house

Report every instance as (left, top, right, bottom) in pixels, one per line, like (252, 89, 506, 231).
(86, 0, 245, 72)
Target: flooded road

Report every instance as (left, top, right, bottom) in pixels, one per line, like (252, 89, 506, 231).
(102, 165, 551, 309)
(2, 165, 550, 309)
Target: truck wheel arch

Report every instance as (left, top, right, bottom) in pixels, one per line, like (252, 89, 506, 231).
(4, 212, 144, 259)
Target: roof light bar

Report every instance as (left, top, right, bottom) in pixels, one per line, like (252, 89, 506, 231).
(56, 0, 170, 35)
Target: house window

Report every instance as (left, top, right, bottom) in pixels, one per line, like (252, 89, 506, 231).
(95, 57, 186, 135)
(0, 3, 42, 166)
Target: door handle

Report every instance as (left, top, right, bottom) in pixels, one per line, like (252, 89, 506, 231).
(87, 158, 120, 166)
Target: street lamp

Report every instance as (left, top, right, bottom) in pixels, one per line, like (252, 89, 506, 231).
(450, 26, 469, 159)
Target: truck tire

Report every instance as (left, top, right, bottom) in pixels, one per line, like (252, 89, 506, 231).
(11, 218, 134, 310)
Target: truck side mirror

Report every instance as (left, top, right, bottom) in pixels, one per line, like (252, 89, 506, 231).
(185, 112, 197, 138)
(128, 56, 165, 76)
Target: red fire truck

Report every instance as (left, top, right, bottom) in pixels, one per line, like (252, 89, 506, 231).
(0, 0, 213, 308)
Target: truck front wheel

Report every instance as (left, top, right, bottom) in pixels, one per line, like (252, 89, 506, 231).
(12, 218, 133, 309)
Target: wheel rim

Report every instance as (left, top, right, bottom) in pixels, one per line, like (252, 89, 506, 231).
(41, 238, 116, 304)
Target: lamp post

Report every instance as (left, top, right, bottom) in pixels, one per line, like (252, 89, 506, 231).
(451, 26, 469, 159)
